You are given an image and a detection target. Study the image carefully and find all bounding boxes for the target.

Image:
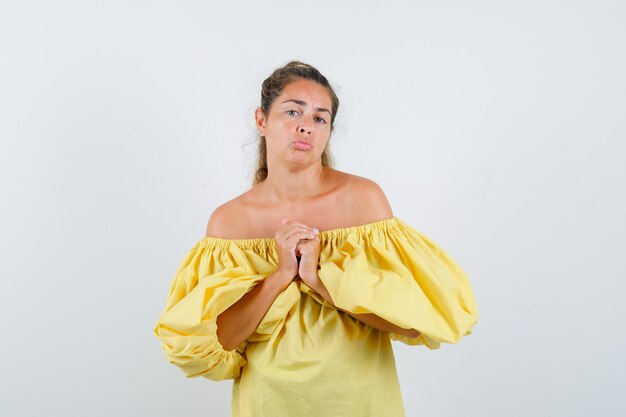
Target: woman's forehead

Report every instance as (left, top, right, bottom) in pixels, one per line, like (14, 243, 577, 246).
(278, 80, 332, 108)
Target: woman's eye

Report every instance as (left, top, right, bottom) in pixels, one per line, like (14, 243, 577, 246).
(286, 110, 326, 124)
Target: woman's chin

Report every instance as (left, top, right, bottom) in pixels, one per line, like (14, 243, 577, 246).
(286, 155, 315, 166)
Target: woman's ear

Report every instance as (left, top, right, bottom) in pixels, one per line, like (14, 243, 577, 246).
(255, 107, 266, 135)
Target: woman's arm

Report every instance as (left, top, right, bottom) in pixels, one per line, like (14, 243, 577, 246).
(312, 178, 420, 339)
(216, 271, 293, 351)
(308, 278, 421, 339)
(347, 311, 421, 338)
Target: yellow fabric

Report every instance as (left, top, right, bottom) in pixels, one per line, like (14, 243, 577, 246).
(153, 216, 479, 417)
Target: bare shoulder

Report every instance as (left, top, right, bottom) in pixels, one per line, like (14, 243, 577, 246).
(342, 172, 394, 222)
(205, 202, 235, 238)
(204, 193, 250, 238)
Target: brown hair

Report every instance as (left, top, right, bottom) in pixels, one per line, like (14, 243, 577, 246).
(252, 60, 339, 185)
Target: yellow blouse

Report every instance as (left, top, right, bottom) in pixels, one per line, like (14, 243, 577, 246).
(153, 216, 479, 417)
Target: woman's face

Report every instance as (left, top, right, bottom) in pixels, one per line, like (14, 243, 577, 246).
(256, 78, 332, 167)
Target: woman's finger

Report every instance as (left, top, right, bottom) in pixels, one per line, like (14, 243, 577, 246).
(276, 220, 317, 242)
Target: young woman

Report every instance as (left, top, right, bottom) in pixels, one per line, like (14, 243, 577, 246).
(153, 60, 479, 417)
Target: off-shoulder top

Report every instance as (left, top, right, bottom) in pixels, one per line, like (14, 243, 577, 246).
(153, 216, 479, 417)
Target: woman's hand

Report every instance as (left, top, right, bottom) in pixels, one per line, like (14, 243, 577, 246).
(295, 229, 335, 304)
(295, 227, 321, 288)
(273, 218, 319, 290)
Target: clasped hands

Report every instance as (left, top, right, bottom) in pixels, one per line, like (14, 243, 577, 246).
(274, 218, 323, 292)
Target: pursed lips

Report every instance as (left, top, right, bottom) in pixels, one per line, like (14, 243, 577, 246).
(292, 139, 312, 149)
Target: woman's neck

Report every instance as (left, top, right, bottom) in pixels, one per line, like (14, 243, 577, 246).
(260, 163, 328, 204)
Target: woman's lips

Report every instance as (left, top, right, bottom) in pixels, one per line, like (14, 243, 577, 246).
(292, 141, 312, 150)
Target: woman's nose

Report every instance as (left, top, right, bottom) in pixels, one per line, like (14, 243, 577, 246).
(298, 117, 313, 133)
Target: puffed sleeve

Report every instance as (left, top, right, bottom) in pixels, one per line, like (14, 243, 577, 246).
(152, 238, 296, 381)
(317, 217, 479, 350)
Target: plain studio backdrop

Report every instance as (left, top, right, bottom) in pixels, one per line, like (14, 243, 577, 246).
(1, 1, 624, 416)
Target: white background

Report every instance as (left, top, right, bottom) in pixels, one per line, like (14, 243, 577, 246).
(1, 1, 624, 416)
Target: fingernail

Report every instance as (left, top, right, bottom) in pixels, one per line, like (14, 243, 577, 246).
(312, 228, 319, 233)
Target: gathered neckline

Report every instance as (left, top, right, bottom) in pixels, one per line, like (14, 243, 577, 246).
(200, 216, 399, 249)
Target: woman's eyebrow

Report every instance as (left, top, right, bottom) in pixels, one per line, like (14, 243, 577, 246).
(281, 99, 330, 115)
